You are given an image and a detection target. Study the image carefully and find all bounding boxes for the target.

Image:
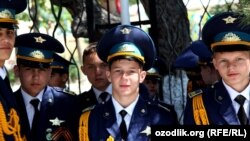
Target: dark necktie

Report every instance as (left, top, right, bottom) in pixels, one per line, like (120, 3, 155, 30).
(235, 95, 248, 125)
(99, 92, 109, 104)
(119, 110, 128, 140)
(30, 99, 40, 138)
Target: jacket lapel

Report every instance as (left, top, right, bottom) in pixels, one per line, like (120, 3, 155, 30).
(216, 81, 238, 124)
(14, 88, 32, 141)
(103, 99, 118, 139)
(127, 97, 148, 140)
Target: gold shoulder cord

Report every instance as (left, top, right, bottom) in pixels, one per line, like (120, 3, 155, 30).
(192, 95, 210, 125)
(79, 111, 91, 141)
(0, 102, 26, 141)
(79, 111, 115, 141)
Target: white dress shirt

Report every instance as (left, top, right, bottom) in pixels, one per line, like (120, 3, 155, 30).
(21, 88, 44, 128)
(223, 80, 249, 118)
(112, 95, 139, 130)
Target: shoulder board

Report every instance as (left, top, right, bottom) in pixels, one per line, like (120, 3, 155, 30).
(147, 101, 171, 112)
(63, 89, 76, 95)
(82, 105, 95, 113)
(188, 89, 203, 98)
(52, 87, 62, 92)
(210, 80, 219, 89)
(157, 103, 171, 112)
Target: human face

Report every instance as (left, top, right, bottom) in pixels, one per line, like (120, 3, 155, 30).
(213, 51, 250, 91)
(49, 72, 67, 88)
(107, 59, 146, 100)
(200, 66, 217, 85)
(143, 77, 159, 97)
(16, 65, 52, 97)
(0, 28, 15, 67)
(81, 52, 110, 91)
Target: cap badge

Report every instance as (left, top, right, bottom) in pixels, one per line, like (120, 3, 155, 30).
(0, 9, 14, 19)
(222, 32, 241, 42)
(222, 16, 237, 24)
(120, 44, 132, 52)
(49, 117, 65, 126)
(34, 36, 46, 43)
(120, 28, 131, 34)
(30, 50, 45, 59)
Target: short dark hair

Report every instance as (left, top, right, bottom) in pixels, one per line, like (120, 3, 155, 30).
(82, 42, 98, 64)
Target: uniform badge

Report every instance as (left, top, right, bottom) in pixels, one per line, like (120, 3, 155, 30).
(140, 126, 151, 136)
(46, 128, 53, 141)
(49, 117, 65, 126)
(29, 50, 45, 59)
(222, 32, 241, 42)
(217, 96, 223, 101)
(222, 16, 237, 24)
(104, 112, 109, 117)
(34, 36, 46, 43)
(0, 9, 14, 19)
(141, 109, 146, 114)
(120, 27, 131, 34)
(188, 89, 203, 98)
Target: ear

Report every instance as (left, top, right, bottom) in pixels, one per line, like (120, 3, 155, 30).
(139, 71, 147, 83)
(13, 65, 19, 77)
(48, 68, 52, 78)
(212, 58, 218, 70)
(106, 68, 111, 82)
(62, 74, 69, 82)
(80, 65, 86, 75)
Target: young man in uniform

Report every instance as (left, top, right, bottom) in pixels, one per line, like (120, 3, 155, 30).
(190, 40, 220, 86)
(0, 0, 27, 140)
(184, 12, 250, 125)
(143, 58, 162, 101)
(14, 33, 78, 141)
(49, 53, 75, 95)
(77, 42, 112, 111)
(79, 25, 177, 141)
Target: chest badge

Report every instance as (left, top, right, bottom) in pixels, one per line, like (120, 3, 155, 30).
(140, 126, 151, 136)
(49, 117, 65, 126)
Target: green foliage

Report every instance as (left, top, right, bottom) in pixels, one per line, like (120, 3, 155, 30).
(16, 0, 72, 33)
(238, 0, 250, 25)
(130, 0, 138, 5)
(188, 3, 239, 41)
(69, 65, 78, 82)
(7, 69, 16, 84)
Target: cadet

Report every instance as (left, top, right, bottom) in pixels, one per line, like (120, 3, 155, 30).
(0, 0, 27, 140)
(190, 40, 220, 86)
(13, 33, 78, 141)
(143, 57, 178, 124)
(48, 53, 75, 95)
(76, 42, 112, 113)
(173, 46, 205, 93)
(184, 12, 250, 125)
(143, 57, 162, 101)
(79, 25, 177, 141)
